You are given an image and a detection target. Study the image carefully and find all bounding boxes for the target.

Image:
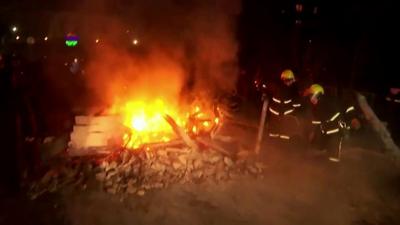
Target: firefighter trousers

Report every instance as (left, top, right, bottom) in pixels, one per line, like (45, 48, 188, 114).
(313, 129, 343, 159)
(267, 114, 296, 140)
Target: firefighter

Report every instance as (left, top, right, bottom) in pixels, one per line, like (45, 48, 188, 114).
(305, 84, 359, 162)
(264, 69, 302, 141)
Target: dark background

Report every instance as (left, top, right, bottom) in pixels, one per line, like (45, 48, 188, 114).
(2, 0, 399, 92)
(238, 0, 399, 93)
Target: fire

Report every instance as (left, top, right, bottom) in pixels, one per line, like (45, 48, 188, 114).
(112, 98, 220, 149)
(132, 117, 146, 131)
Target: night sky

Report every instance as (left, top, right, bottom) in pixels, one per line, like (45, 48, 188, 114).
(1, 0, 399, 92)
(239, 0, 399, 92)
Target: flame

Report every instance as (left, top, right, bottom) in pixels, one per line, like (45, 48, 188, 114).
(192, 126, 198, 134)
(112, 98, 221, 149)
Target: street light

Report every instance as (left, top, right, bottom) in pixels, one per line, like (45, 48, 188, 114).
(11, 26, 18, 32)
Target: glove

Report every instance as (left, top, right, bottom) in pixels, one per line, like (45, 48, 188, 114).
(350, 118, 361, 130)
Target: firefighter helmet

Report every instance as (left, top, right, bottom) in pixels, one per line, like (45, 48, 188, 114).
(308, 84, 324, 96)
(280, 69, 295, 81)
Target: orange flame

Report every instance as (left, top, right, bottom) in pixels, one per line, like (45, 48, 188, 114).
(112, 99, 220, 149)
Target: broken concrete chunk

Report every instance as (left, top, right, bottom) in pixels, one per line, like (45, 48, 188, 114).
(107, 186, 117, 194)
(193, 159, 203, 169)
(95, 172, 106, 181)
(137, 189, 145, 196)
(177, 155, 187, 165)
(208, 154, 223, 164)
(127, 185, 137, 194)
(172, 161, 183, 170)
(223, 157, 234, 167)
(247, 165, 258, 174)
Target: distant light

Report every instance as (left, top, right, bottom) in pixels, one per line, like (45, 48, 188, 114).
(126, 30, 130, 33)
(11, 26, 18, 32)
(65, 33, 79, 47)
(66, 40, 78, 47)
(16, 36, 20, 40)
(132, 39, 139, 45)
(44, 36, 48, 41)
(295, 4, 303, 13)
(313, 6, 318, 14)
(95, 38, 100, 43)
(74, 58, 78, 63)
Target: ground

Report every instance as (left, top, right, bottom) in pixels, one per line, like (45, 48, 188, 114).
(1, 112, 400, 225)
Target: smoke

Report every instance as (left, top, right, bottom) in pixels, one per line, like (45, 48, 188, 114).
(77, 0, 241, 107)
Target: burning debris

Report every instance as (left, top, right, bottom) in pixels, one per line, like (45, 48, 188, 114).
(33, 0, 245, 200)
(68, 100, 222, 154)
(28, 106, 265, 200)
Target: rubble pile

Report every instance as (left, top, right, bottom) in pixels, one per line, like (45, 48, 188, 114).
(28, 140, 265, 199)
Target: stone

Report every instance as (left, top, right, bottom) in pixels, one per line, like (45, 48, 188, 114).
(96, 172, 106, 181)
(172, 161, 182, 170)
(107, 186, 117, 194)
(137, 189, 145, 196)
(177, 155, 187, 165)
(193, 159, 203, 169)
(208, 154, 222, 164)
(247, 165, 258, 174)
(223, 157, 234, 167)
(157, 150, 168, 157)
(127, 185, 137, 194)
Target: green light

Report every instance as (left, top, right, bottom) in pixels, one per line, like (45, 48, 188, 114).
(65, 40, 78, 47)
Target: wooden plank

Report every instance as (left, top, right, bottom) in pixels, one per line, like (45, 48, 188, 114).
(164, 114, 198, 150)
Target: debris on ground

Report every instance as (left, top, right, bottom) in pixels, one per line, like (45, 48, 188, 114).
(28, 137, 264, 199)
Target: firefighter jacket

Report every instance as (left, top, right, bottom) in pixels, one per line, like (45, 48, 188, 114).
(266, 81, 302, 117)
(311, 95, 356, 135)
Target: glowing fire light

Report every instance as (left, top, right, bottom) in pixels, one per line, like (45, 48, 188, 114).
(132, 117, 147, 131)
(111, 98, 221, 149)
(192, 126, 198, 133)
(115, 99, 182, 149)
